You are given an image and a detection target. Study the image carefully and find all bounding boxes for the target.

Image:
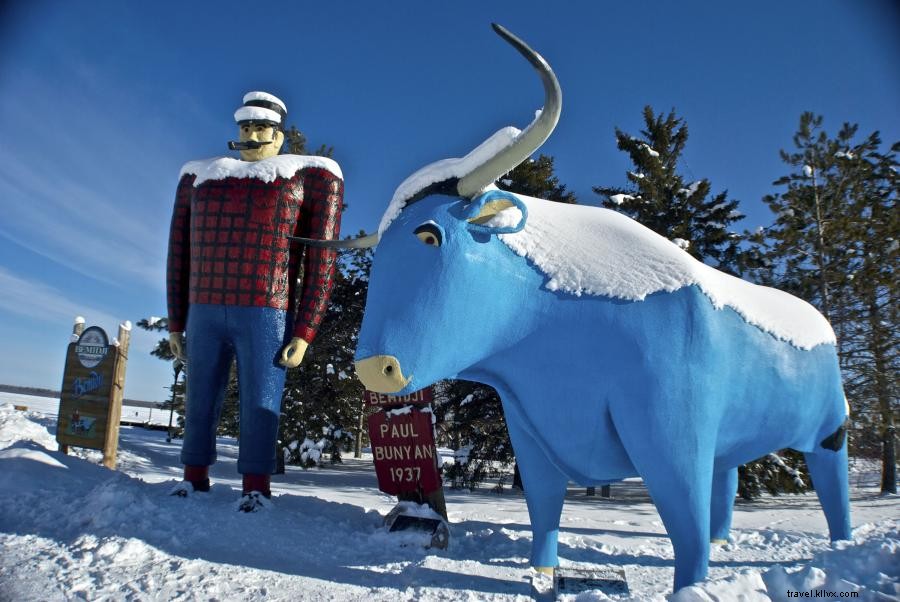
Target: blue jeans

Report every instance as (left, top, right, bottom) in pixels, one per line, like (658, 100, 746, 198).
(180, 304, 290, 474)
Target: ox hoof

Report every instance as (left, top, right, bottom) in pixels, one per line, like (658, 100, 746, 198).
(530, 567, 555, 600)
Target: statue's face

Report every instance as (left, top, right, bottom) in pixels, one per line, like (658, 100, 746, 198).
(238, 122, 285, 161)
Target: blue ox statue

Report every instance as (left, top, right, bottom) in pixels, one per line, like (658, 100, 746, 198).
(297, 24, 852, 592)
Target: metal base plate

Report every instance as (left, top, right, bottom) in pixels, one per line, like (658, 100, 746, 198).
(556, 567, 629, 595)
(386, 514, 450, 549)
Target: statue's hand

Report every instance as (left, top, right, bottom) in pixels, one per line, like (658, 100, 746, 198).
(280, 337, 309, 368)
(169, 332, 186, 362)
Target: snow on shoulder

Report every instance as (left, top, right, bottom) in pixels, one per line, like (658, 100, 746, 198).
(493, 197, 836, 350)
(181, 155, 342, 187)
(378, 127, 521, 236)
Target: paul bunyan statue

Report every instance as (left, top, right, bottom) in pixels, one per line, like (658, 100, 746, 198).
(166, 91, 343, 511)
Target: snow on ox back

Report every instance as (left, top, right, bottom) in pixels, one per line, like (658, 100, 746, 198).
(492, 196, 835, 351)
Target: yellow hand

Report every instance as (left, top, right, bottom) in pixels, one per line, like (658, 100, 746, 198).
(169, 332, 186, 362)
(280, 337, 309, 368)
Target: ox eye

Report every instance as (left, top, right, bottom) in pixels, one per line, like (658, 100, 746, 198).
(414, 222, 443, 247)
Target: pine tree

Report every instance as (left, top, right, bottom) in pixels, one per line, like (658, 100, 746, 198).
(593, 106, 809, 497)
(755, 114, 898, 492)
(737, 451, 811, 499)
(284, 125, 334, 158)
(593, 106, 745, 273)
(279, 243, 372, 467)
(135, 317, 185, 438)
(497, 154, 577, 203)
(433, 379, 516, 491)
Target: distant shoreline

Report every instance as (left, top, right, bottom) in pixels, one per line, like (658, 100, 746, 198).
(0, 383, 158, 408)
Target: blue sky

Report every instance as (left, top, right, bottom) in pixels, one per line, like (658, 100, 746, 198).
(1, 0, 897, 402)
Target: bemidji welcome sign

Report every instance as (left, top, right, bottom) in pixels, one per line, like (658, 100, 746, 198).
(56, 320, 131, 469)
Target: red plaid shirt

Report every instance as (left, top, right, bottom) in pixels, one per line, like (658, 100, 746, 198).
(166, 164, 343, 343)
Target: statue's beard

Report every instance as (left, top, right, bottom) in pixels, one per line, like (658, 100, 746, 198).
(228, 139, 273, 151)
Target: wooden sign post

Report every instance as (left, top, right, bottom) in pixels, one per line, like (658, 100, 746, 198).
(56, 317, 131, 469)
(365, 386, 449, 544)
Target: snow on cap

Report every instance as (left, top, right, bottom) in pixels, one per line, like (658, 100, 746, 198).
(244, 91, 286, 113)
(234, 91, 286, 126)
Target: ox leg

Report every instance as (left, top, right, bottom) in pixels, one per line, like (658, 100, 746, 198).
(804, 445, 852, 541)
(709, 467, 738, 543)
(642, 462, 713, 591)
(505, 416, 568, 570)
(616, 413, 713, 591)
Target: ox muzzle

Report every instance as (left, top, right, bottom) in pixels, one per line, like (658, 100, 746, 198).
(355, 355, 412, 393)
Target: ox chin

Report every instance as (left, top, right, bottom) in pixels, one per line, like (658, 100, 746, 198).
(355, 354, 414, 394)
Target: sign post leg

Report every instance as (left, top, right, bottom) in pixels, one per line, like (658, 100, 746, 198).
(398, 489, 448, 521)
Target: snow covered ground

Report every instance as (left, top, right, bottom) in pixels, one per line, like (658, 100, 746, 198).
(0, 397, 896, 601)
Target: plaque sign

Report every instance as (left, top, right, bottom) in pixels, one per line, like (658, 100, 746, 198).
(365, 386, 442, 496)
(368, 407, 441, 495)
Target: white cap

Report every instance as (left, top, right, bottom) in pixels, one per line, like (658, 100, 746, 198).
(234, 91, 287, 125)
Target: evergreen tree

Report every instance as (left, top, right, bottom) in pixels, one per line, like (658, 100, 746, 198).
(135, 317, 185, 437)
(497, 154, 577, 203)
(593, 106, 745, 273)
(279, 243, 372, 467)
(593, 106, 809, 497)
(737, 451, 811, 499)
(433, 379, 515, 491)
(754, 113, 898, 492)
(284, 125, 334, 158)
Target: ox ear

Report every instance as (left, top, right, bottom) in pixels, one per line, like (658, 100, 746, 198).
(464, 190, 528, 235)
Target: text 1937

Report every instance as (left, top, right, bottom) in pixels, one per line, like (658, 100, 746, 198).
(391, 466, 422, 483)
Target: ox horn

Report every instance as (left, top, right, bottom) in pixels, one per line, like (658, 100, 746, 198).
(288, 232, 379, 249)
(456, 23, 562, 200)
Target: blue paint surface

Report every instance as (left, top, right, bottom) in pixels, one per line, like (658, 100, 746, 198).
(357, 193, 851, 591)
(182, 304, 290, 475)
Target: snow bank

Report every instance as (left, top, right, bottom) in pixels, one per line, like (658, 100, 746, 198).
(181, 154, 343, 186)
(0, 404, 58, 450)
(760, 522, 899, 600)
(2, 400, 896, 601)
(493, 198, 835, 350)
(668, 571, 770, 601)
(669, 521, 900, 601)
